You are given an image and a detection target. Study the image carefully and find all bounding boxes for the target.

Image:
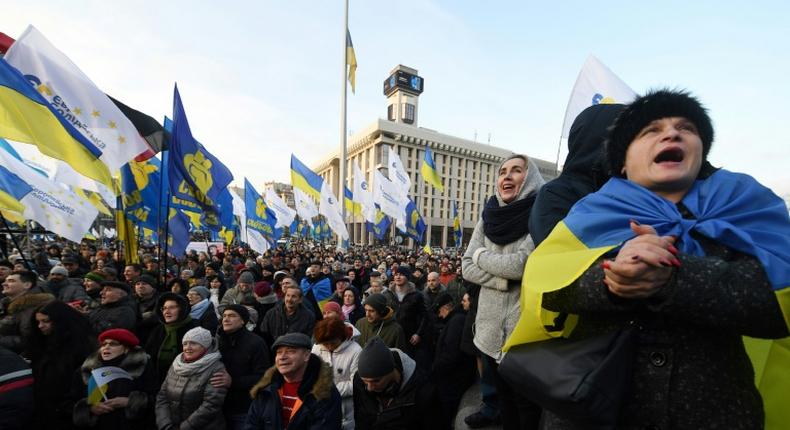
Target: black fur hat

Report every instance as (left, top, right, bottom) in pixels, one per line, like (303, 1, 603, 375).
(605, 89, 714, 177)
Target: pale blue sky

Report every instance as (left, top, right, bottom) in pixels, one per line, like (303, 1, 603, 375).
(3, 1, 788, 197)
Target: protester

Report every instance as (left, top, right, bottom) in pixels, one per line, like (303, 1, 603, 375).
(312, 317, 362, 430)
(353, 337, 447, 430)
(341, 287, 364, 325)
(44, 264, 87, 302)
(220, 270, 255, 306)
(0, 345, 34, 430)
(187, 286, 219, 333)
(88, 281, 138, 333)
(133, 274, 160, 344)
(144, 292, 198, 383)
(354, 293, 407, 350)
(259, 283, 316, 347)
(246, 332, 343, 429)
(423, 271, 446, 310)
(155, 327, 227, 430)
(462, 153, 545, 429)
(27, 300, 95, 430)
(1, 270, 56, 351)
(299, 262, 332, 321)
(383, 266, 430, 366)
(538, 89, 790, 429)
(73, 329, 158, 430)
(215, 304, 271, 429)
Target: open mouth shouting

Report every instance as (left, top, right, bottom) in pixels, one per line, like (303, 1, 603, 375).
(654, 146, 685, 166)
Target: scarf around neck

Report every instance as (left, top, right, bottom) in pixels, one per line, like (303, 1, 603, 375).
(158, 316, 194, 371)
(172, 349, 221, 376)
(482, 193, 537, 245)
(190, 298, 210, 320)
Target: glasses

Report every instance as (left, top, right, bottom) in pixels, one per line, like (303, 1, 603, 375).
(101, 341, 122, 348)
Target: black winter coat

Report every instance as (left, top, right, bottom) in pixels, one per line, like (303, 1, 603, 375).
(353, 350, 448, 430)
(143, 293, 198, 383)
(0, 346, 33, 429)
(260, 302, 316, 347)
(88, 296, 138, 334)
(217, 327, 271, 415)
(245, 354, 342, 430)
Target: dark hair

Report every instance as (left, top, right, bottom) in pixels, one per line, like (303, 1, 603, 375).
(13, 270, 37, 287)
(0, 260, 12, 269)
(28, 300, 95, 362)
(125, 263, 142, 273)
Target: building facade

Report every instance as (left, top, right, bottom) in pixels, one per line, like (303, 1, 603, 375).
(313, 65, 557, 247)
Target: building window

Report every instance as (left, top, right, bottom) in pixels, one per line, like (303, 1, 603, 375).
(403, 103, 415, 124)
(387, 104, 395, 121)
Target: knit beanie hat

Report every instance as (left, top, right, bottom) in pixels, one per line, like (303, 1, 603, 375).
(357, 338, 395, 378)
(322, 301, 342, 316)
(50, 265, 68, 276)
(238, 271, 255, 284)
(364, 293, 388, 315)
(189, 286, 210, 300)
(254, 281, 272, 297)
(223, 304, 250, 324)
(182, 326, 213, 349)
(99, 328, 139, 348)
(135, 274, 158, 289)
(84, 271, 106, 283)
(606, 89, 714, 177)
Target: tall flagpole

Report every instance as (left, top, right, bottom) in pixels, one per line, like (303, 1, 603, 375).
(339, 0, 349, 246)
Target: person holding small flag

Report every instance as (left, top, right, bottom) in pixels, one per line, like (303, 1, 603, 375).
(73, 328, 158, 430)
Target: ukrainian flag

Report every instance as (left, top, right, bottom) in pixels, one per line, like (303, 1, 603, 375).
(452, 201, 462, 246)
(290, 154, 324, 200)
(420, 147, 443, 192)
(0, 164, 32, 213)
(0, 58, 112, 187)
(346, 30, 357, 93)
(344, 186, 362, 217)
(505, 171, 790, 430)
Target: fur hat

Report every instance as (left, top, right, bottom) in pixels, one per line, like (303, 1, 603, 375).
(357, 338, 395, 378)
(606, 89, 714, 177)
(182, 326, 213, 349)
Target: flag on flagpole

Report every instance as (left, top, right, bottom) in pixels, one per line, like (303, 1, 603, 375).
(560, 55, 636, 139)
(346, 30, 357, 93)
(0, 165, 32, 213)
(353, 161, 376, 223)
(293, 187, 318, 228)
(0, 143, 98, 242)
(386, 146, 411, 197)
(0, 57, 112, 187)
(245, 178, 282, 246)
(290, 154, 324, 201)
(5, 25, 151, 171)
(265, 187, 296, 228)
(402, 199, 426, 242)
(420, 147, 444, 192)
(319, 182, 349, 240)
(373, 169, 407, 226)
(107, 95, 168, 157)
(366, 206, 391, 240)
(87, 366, 133, 405)
(452, 200, 463, 247)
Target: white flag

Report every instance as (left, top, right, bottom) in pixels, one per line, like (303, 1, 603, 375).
(353, 161, 376, 223)
(319, 182, 349, 240)
(247, 228, 271, 254)
(373, 169, 407, 228)
(293, 187, 318, 227)
(386, 146, 411, 197)
(230, 191, 248, 244)
(53, 160, 116, 208)
(0, 146, 98, 242)
(264, 188, 296, 228)
(5, 25, 150, 172)
(561, 55, 637, 139)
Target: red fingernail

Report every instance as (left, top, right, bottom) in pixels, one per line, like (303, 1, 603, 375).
(668, 245, 678, 255)
(672, 258, 682, 267)
(601, 261, 611, 270)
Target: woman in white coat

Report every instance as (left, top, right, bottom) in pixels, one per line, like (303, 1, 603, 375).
(312, 316, 362, 430)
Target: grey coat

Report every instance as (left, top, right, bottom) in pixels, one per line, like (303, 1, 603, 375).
(462, 157, 544, 361)
(155, 355, 227, 430)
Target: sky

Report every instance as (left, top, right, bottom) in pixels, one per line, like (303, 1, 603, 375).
(3, 1, 789, 198)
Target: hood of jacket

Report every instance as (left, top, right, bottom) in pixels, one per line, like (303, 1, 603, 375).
(154, 292, 191, 324)
(7, 292, 54, 314)
(493, 156, 545, 206)
(393, 348, 417, 388)
(250, 353, 335, 402)
(562, 103, 625, 183)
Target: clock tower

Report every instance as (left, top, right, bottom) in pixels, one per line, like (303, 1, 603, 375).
(383, 65, 424, 126)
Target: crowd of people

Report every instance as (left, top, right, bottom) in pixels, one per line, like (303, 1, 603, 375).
(0, 89, 787, 430)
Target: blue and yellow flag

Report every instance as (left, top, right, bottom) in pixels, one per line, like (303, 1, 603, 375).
(244, 178, 281, 244)
(420, 147, 443, 192)
(403, 199, 426, 242)
(452, 200, 462, 247)
(290, 154, 323, 201)
(344, 186, 362, 217)
(366, 205, 391, 240)
(168, 85, 233, 230)
(505, 170, 790, 429)
(0, 164, 32, 213)
(0, 58, 112, 187)
(346, 30, 357, 93)
(121, 156, 161, 230)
